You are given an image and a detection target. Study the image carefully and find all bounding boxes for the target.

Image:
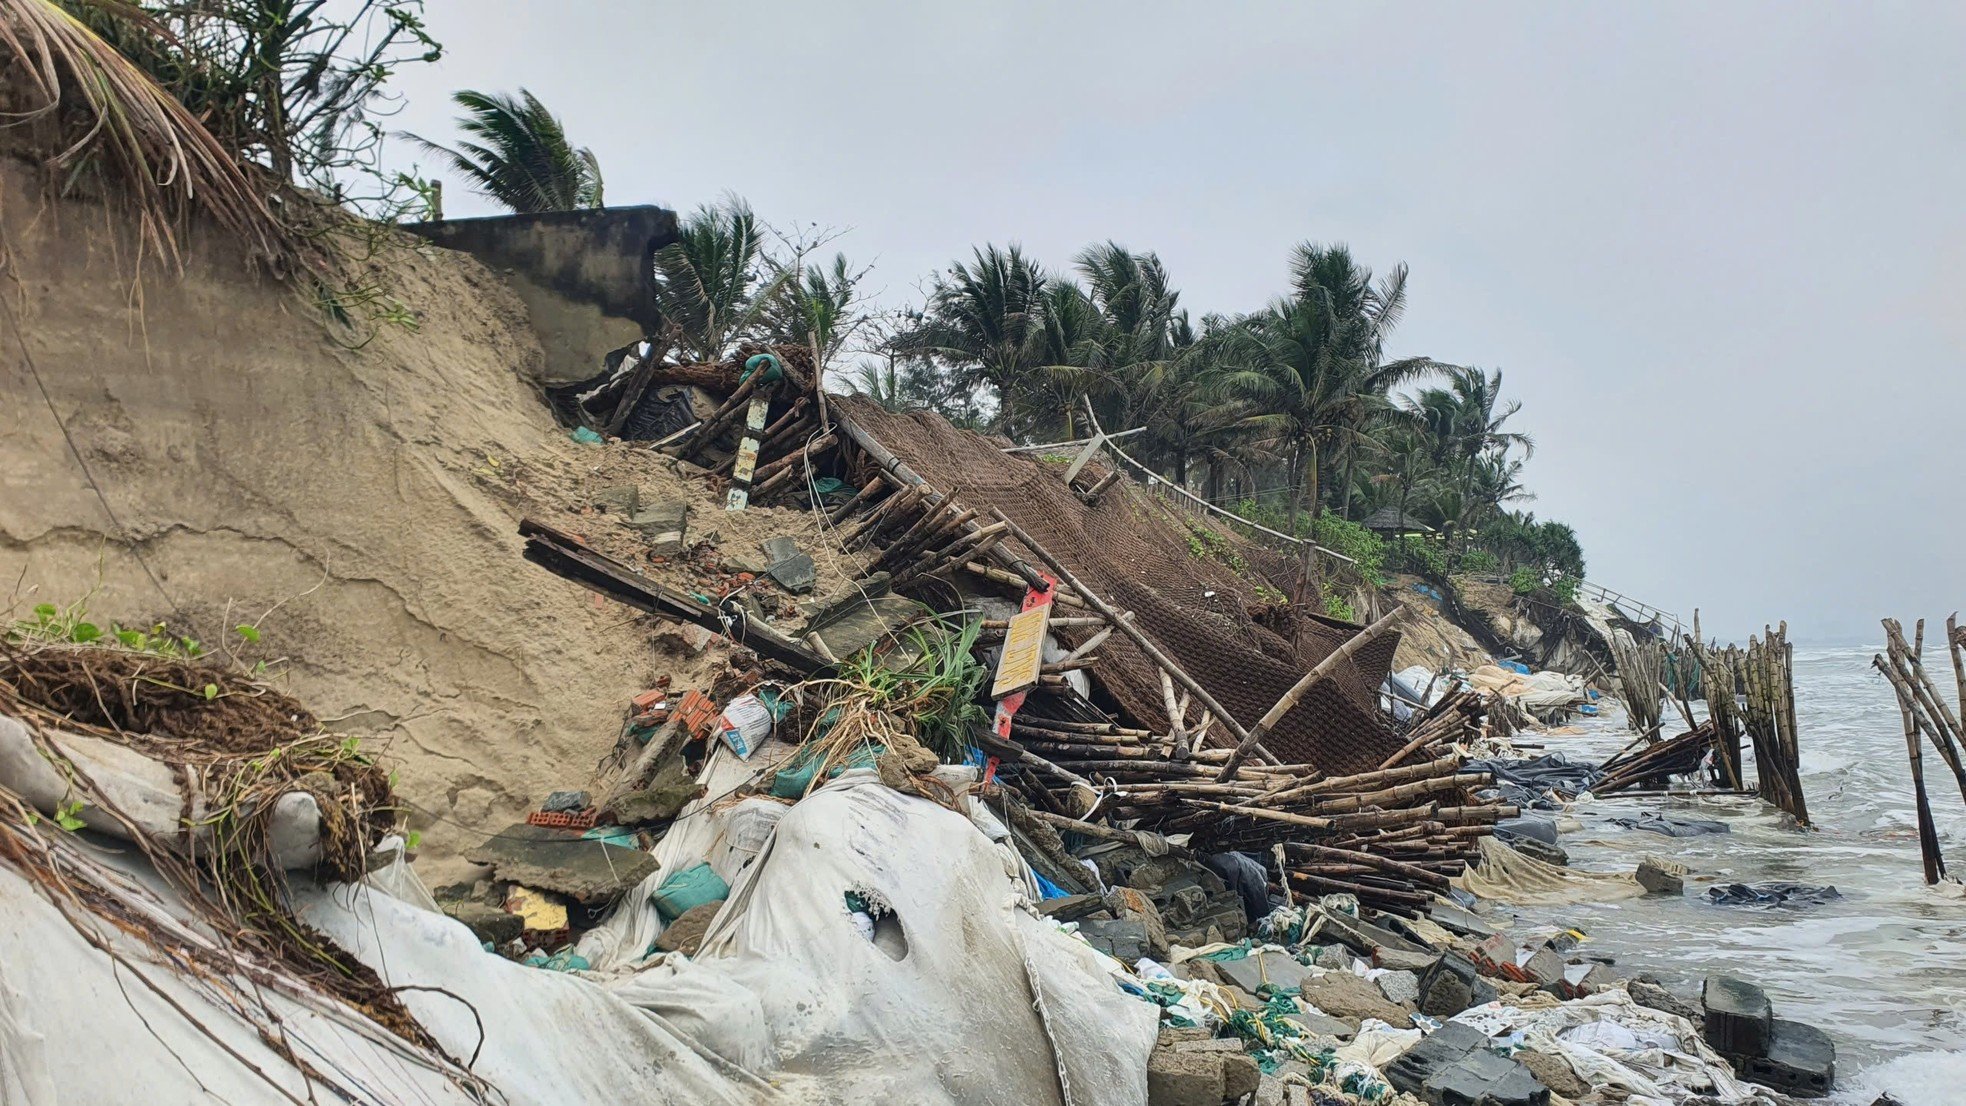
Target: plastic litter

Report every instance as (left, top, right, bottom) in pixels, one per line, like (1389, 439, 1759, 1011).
(651, 862, 731, 923)
(1707, 882, 1842, 908)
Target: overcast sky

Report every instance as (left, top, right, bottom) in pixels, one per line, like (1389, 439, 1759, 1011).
(387, 2, 1964, 644)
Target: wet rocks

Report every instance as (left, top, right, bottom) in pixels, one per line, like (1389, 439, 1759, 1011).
(1635, 855, 1687, 895)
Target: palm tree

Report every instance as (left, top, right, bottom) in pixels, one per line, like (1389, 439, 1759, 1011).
(406, 89, 602, 213)
(649, 198, 779, 363)
(1447, 368, 1533, 468)
(896, 245, 1051, 436)
(1403, 367, 1533, 536)
(1208, 244, 1436, 534)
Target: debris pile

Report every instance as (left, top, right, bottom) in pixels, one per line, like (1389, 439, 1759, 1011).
(0, 341, 1845, 1104)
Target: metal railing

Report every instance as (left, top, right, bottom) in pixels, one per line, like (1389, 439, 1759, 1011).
(1573, 580, 1684, 634)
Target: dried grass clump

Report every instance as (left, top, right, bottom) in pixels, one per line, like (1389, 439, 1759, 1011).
(0, 0, 301, 273)
(0, 640, 429, 1058)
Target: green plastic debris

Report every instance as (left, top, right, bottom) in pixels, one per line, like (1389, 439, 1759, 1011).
(571, 427, 605, 445)
(651, 861, 729, 922)
(755, 687, 796, 722)
(741, 353, 784, 384)
(1196, 941, 1253, 962)
(581, 825, 638, 846)
(525, 947, 593, 972)
(769, 742, 879, 798)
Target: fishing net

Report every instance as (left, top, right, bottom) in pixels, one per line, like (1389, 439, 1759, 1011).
(834, 398, 1402, 774)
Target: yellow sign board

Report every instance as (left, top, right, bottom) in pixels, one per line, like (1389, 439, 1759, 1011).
(992, 605, 1052, 699)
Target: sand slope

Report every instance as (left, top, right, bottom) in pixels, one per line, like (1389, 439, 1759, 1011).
(0, 161, 682, 877)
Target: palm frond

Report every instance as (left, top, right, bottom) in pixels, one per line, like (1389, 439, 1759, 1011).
(0, 0, 297, 271)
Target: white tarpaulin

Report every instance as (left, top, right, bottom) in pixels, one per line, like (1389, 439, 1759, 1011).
(1451, 990, 1788, 1104)
(610, 770, 1160, 1105)
(0, 736, 1158, 1105)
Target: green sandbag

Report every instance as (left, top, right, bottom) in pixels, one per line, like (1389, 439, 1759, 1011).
(651, 862, 729, 923)
(769, 743, 879, 799)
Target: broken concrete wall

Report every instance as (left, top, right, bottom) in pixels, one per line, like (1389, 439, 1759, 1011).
(405, 205, 678, 384)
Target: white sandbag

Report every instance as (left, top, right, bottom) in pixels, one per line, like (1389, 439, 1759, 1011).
(0, 848, 481, 1105)
(0, 714, 322, 868)
(297, 878, 768, 1105)
(575, 742, 794, 972)
(610, 770, 1160, 1106)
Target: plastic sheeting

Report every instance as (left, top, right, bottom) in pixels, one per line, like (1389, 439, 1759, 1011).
(0, 830, 760, 1105)
(2, 744, 1156, 1104)
(609, 770, 1160, 1105)
(1451, 990, 1790, 1104)
(1452, 836, 1645, 906)
(576, 741, 795, 971)
(1468, 665, 1590, 716)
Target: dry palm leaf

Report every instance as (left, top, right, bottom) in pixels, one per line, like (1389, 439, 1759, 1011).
(0, 0, 299, 273)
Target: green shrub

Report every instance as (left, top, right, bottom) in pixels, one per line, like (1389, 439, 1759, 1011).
(1550, 576, 1580, 605)
(1508, 566, 1540, 595)
(1309, 512, 1388, 585)
(1399, 534, 1448, 579)
(1322, 590, 1357, 621)
(1456, 549, 1499, 575)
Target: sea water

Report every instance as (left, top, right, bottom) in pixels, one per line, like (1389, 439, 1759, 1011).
(1496, 645, 1966, 1102)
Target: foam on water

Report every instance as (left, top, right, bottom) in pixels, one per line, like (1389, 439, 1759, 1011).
(1497, 646, 1966, 1085)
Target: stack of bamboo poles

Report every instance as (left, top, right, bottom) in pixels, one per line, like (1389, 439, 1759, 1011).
(975, 708, 1511, 917)
(1874, 617, 1966, 884)
(1609, 629, 1665, 737)
(1376, 688, 1488, 771)
(1594, 719, 1718, 794)
(1684, 614, 1746, 790)
(1739, 623, 1808, 824)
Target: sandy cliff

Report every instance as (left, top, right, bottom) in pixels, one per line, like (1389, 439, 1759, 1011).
(0, 161, 659, 877)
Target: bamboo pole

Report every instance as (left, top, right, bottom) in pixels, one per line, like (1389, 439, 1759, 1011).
(1214, 605, 1404, 780)
(826, 473, 889, 526)
(1880, 658, 1946, 884)
(987, 508, 1272, 763)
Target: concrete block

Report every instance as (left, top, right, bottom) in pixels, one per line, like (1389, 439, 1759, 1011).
(1636, 855, 1687, 895)
(1147, 1048, 1225, 1106)
(1213, 950, 1313, 997)
(1377, 969, 1420, 1006)
(1737, 1018, 1834, 1098)
(1703, 975, 1773, 1057)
